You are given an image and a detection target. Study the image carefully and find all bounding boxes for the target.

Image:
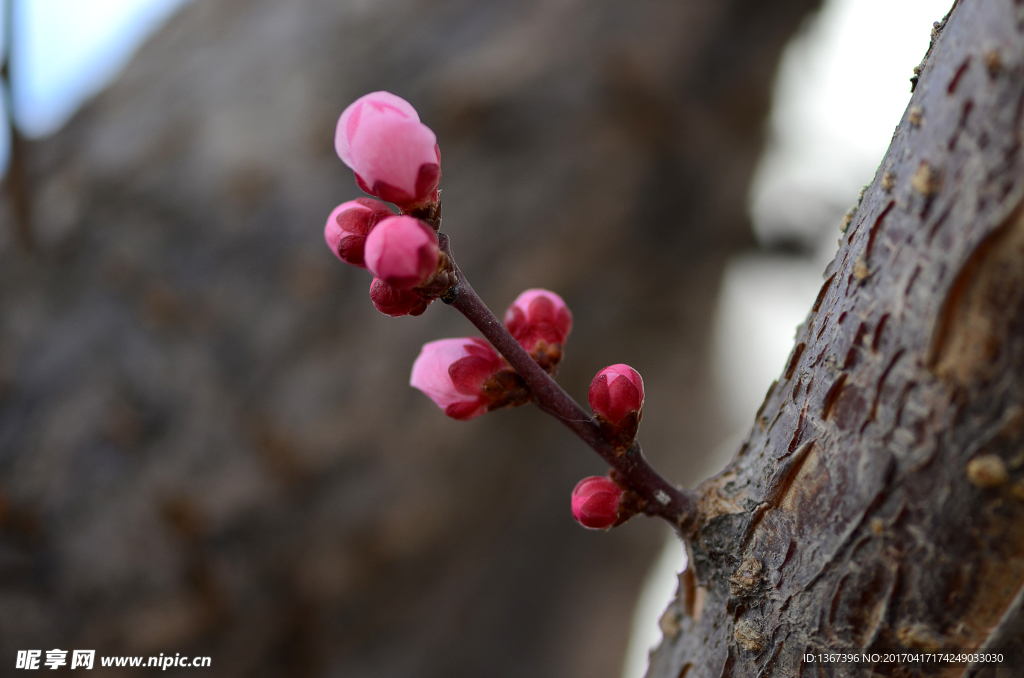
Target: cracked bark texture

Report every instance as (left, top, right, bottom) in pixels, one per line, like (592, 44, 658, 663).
(647, 1, 1024, 676)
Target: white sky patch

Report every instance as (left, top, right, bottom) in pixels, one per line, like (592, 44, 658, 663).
(1, 4, 10, 171)
(7, 0, 190, 140)
(750, 0, 954, 245)
(620, 531, 687, 678)
(713, 255, 823, 433)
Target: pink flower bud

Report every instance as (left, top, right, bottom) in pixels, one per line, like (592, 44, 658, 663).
(588, 364, 644, 448)
(503, 289, 573, 372)
(324, 198, 393, 267)
(369, 277, 430, 317)
(571, 476, 623, 530)
(589, 364, 644, 423)
(363, 216, 440, 290)
(335, 91, 441, 210)
(410, 338, 507, 420)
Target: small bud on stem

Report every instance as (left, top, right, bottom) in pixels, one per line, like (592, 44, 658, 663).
(571, 476, 624, 529)
(324, 91, 700, 534)
(364, 216, 441, 290)
(369, 277, 431, 317)
(589, 364, 644, 452)
(504, 289, 573, 374)
(324, 198, 394, 268)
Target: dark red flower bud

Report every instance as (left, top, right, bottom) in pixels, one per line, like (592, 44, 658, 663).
(324, 198, 394, 267)
(571, 476, 624, 529)
(369, 277, 431, 317)
(503, 288, 573, 373)
(588, 364, 644, 450)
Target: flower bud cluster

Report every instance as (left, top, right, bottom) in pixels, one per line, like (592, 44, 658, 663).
(407, 287, 572, 420)
(325, 92, 448, 316)
(327, 91, 665, 534)
(568, 365, 645, 529)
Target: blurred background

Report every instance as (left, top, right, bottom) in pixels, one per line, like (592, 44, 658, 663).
(0, 0, 948, 676)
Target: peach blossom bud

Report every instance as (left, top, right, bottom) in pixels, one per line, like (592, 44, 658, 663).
(571, 476, 623, 530)
(589, 364, 644, 422)
(335, 91, 441, 210)
(588, 364, 644, 448)
(503, 289, 572, 372)
(363, 216, 440, 290)
(324, 198, 393, 267)
(410, 338, 506, 420)
(369, 277, 430, 317)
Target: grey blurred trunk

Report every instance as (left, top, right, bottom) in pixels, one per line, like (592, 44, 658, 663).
(0, 1, 819, 677)
(648, 2, 1024, 676)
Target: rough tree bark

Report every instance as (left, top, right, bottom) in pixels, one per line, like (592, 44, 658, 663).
(648, 1, 1024, 676)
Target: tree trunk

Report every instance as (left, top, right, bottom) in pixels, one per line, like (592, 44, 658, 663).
(648, 1, 1024, 676)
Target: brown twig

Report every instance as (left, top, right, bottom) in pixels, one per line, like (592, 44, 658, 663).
(437, 232, 699, 534)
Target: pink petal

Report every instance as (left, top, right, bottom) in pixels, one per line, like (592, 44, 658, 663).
(504, 289, 573, 349)
(363, 216, 439, 289)
(324, 199, 393, 267)
(335, 91, 420, 167)
(349, 117, 438, 197)
(410, 338, 485, 413)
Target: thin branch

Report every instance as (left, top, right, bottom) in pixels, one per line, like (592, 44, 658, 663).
(437, 233, 700, 534)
